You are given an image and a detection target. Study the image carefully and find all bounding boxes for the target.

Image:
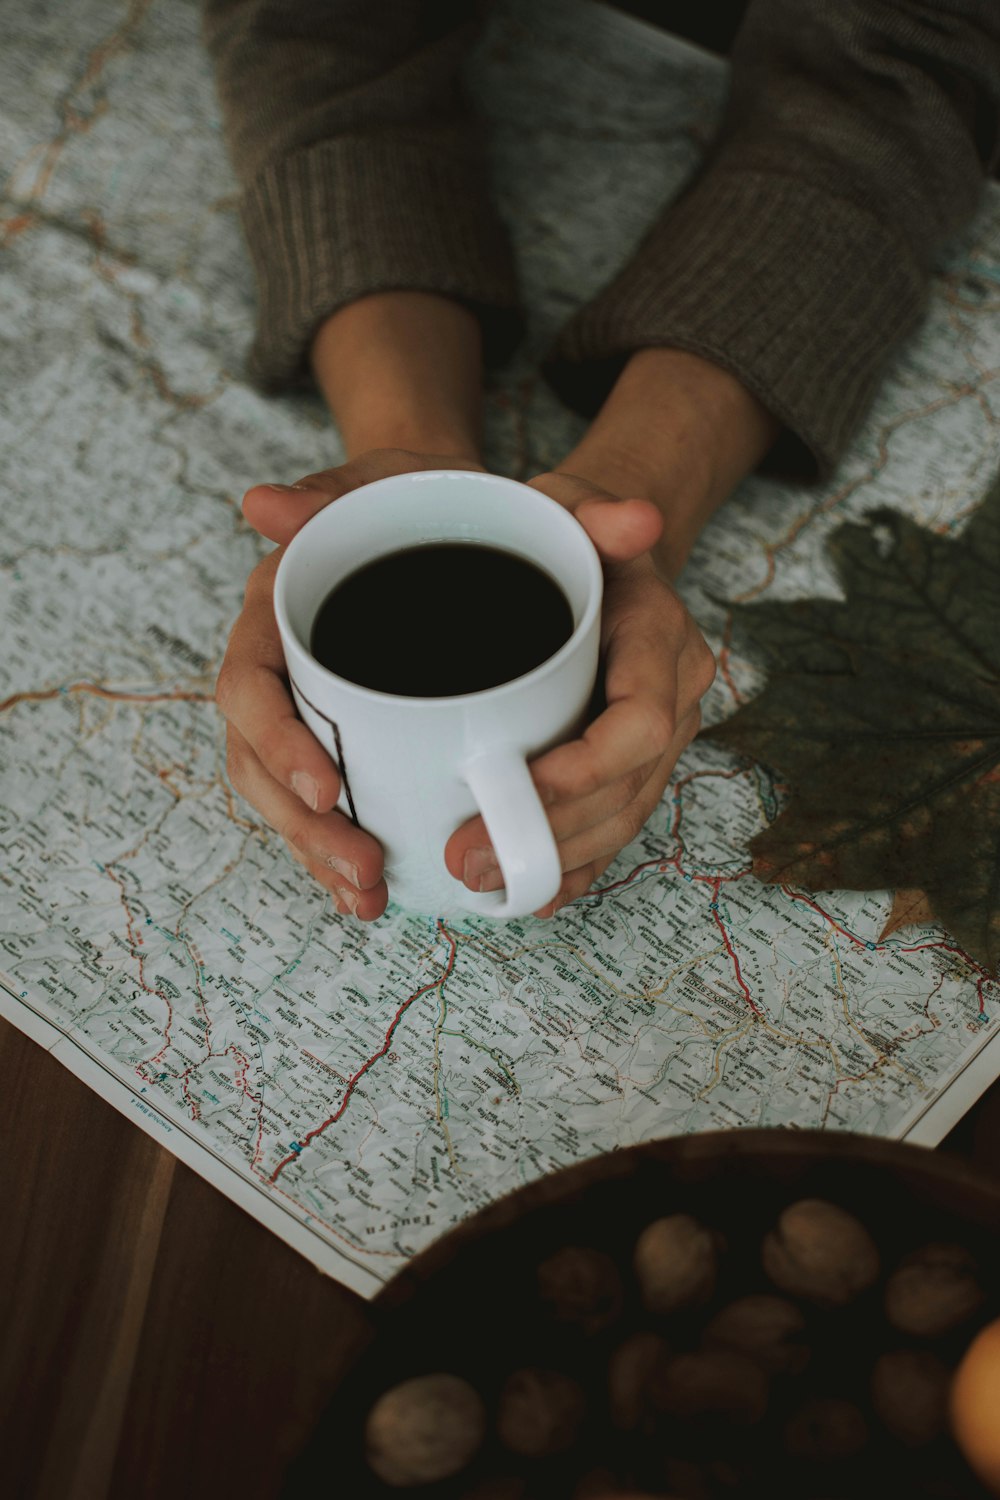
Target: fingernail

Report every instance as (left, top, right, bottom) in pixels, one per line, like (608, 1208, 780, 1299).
(265, 483, 318, 494)
(335, 887, 360, 916)
(291, 770, 320, 810)
(463, 847, 497, 889)
(328, 854, 360, 886)
(478, 866, 504, 894)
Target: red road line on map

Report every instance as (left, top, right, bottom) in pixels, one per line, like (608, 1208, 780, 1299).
(141, 964, 176, 1075)
(0, 682, 213, 713)
(781, 887, 996, 1009)
(1, 212, 36, 245)
(589, 856, 672, 898)
(267, 922, 458, 1183)
(592, 852, 761, 1014)
(99, 863, 178, 1081)
(710, 877, 762, 1016)
(96, 855, 180, 1087)
(783, 887, 990, 970)
(181, 1080, 199, 1119)
(9, 0, 153, 205)
(163, 939, 215, 1118)
(233, 1047, 267, 1169)
(716, 613, 743, 707)
(177, 1041, 265, 1161)
(181, 1044, 265, 1162)
(781, 887, 866, 947)
(587, 768, 753, 901)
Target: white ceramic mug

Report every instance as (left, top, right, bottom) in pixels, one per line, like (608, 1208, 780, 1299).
(273, 470, 603, 918)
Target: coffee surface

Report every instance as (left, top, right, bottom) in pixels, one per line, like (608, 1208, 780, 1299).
(309, 543, 574, 697)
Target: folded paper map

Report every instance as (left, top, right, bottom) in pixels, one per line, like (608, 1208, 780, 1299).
(2, 0, 999, 1297)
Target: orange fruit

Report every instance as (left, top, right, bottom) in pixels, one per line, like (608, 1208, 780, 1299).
(950, 1316, 1000, 1493)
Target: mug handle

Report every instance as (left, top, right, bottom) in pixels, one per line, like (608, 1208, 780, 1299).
(461, 748, 562, 918)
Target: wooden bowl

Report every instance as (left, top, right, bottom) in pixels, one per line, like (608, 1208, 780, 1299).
(284, 1130, 1000, 1498)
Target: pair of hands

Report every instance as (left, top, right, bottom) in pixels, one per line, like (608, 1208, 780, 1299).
(216, 448, 716, 921)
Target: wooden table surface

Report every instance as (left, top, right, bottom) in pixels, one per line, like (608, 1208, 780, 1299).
(3, 1018, 999, 1499)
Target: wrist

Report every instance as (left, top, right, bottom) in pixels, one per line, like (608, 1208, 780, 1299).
(310, 291, 484, 463)
(335, 421, 483, 464)
(561, 347, 780, 574)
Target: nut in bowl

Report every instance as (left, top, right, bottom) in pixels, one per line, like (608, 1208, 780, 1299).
(283, 1131, 1000, 1498)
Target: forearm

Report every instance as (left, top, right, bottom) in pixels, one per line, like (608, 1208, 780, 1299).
(545, 5, 1000, 483)
(311, 314, 771, 572)
(310, 291, 485, 461)
(561, 347, 780, 578)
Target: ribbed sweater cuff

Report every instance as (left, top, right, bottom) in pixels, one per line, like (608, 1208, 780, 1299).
(544, 170, 927, 478)
(240, 137, 523, 388)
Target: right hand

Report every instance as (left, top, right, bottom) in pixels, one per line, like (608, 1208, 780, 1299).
(217, 448, 485, 920)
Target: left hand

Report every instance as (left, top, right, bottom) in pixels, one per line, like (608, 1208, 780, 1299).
(444, 471, 716, 917)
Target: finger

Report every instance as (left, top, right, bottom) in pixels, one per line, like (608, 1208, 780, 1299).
(285, 841, 389, 922)
(244, 450, 486, 546)
(528, 472, 662, 561)
(470, 710, 696, 897)
(243, 481, 342, 546)
(215, 556, 343, 814)
(531, 685, 677, 804)
(571, 496, 663, 562)
(531, 583, 713, 802)
(445, 754, 661, 889)
(533, 855, 616, 919)
(545, 755, 663, 843)
(229, 729, 385, 896)
(530, 707, 705, 916)
(443, 591, 711, 889)
(536, 708, 700, 877)
(446, 709, 695, 897)
(442, 593, 699, 883)
(548, 754, 669, 854)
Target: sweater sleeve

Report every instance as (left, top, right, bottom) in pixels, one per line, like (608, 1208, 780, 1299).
(544, 0, 1000, 478)
(201, 0, 521, 388)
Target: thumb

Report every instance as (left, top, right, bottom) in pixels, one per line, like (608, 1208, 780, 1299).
(241, 475, 345, 546)
(571, 495, 663, 563)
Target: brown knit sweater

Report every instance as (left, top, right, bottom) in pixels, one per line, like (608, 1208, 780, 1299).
(202, 0, 1000, 478)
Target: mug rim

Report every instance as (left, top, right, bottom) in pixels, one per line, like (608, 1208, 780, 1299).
(273, 469, 604, 709)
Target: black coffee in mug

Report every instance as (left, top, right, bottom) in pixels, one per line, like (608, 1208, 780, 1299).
(309, 542, 575, 697)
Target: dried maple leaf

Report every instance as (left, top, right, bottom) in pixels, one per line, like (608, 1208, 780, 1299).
(879, 888, 936, 941)
(705, 477, 1000, 975)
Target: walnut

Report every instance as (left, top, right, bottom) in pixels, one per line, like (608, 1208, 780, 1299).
(537, 1245, 624, 1334)
(633, 1213, 722, 1315)
(701, 1294, 809, 1375)
(783, 1396, 868, 1462)
(871, 1349, 950, 1446)
(608, 1330, 670, 1430)
(762, 1198, 879, 1306)
(365, 1372, 486, 1486)
(884, 1242, 984, 1337)
(496, 1367, 587, 1457)
(648, 1350, 769, 1426)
